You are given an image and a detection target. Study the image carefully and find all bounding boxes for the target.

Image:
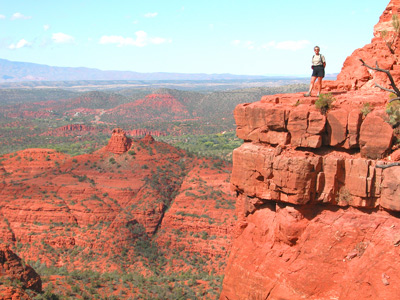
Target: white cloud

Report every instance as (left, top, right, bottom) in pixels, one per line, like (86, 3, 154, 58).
(99, 31, 170, 47)
(52, 32, 75, 44)
(43, 24, 50, 31)
(9, 39, 31, 49)
(275, 40, 310, 51)
(144, 12, 158, 18)
(232, 40, 255, 50)
(11, 12, 32, 20)
(232, 40, 241, 46)
(0, 15, 5, 19)
(233, 39, 310, 51)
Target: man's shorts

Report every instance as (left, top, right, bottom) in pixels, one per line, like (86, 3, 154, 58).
(312, 65, 325, 78)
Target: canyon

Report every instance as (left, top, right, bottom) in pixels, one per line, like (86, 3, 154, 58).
(0, 130, 236, 298)
(221, 0, 400, 299)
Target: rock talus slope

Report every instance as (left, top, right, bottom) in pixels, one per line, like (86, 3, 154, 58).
(221, 1, 400, 299)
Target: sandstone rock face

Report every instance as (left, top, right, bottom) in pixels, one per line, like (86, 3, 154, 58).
(236, 92, 393, 158)
(221, 204, 400, 300)
(380, 166, 400, 210)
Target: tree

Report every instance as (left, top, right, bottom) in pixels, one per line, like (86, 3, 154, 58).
(360, 59, 400, 102)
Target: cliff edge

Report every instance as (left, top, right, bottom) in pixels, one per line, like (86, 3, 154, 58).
(221, 1, 400, 299)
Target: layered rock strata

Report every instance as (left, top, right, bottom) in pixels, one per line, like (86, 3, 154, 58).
(233, 92, 399, 210)
(222, 94, 400, 300)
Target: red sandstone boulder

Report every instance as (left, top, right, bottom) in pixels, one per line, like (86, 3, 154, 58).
(307, 110, 326, 135)
(391, 149, 400, 160)
(274, 204, 309, 246)
(286, 106, 325, 148)
(272, 154, 321, 204)
(287, 106, 309, 147)
(316, 156, 344, 203)
(231, 143, 277, 199)
(326, 109, 348, 146)
(259, 131, 290, 146)
(342, 158, 377, 207)
(346, 109, 362, 148)
(359, 111, 393, 159)
(380, 166, 400, 210)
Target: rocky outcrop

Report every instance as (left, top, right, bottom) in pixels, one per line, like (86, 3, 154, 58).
(224, 92, 400, 298)
(127, 128, 166, 137)
(238, 92, 394, 158)
(40, 124, 107, 137)
(224, 97, 400, 299)
(105, 128, 132, 154)
(0, 246, 42, 299)
(222, 1, 400, 298)
(40, 125, 167, 138)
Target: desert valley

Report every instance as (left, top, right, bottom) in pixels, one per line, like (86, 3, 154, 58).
(1, 0, 400, 299)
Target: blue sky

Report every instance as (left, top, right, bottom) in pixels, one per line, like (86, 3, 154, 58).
(0, 0, 389, 76)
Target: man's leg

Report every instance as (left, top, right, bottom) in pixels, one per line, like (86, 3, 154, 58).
(317, 77, 323, 96)
(305, 76, 317, 96)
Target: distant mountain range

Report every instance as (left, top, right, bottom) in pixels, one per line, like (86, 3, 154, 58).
(0, 58, 281, 82)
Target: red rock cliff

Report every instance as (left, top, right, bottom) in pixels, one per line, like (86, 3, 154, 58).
(221, 1, 400, 299)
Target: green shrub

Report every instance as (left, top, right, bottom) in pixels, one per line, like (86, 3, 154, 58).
(386, 98, 400, 127)
(315, 93, 335, 114)
(361, 102, 372, 116)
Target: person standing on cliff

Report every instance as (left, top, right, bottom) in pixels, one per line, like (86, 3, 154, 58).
(304, 46, 326, 97)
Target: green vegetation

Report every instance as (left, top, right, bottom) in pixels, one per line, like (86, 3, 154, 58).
(30, 265, 224, 300)
(0, 88, 78, 105)
(0, 83, 307, 157)
(158, 131, 242, 161)
(361, 102, 372, 117)
(315, 93, 335, 114)
(386, 97, 400, 127)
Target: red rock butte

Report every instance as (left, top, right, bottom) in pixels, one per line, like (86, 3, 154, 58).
(105, 128, 132, 154)
(221, 1, 400, 299)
